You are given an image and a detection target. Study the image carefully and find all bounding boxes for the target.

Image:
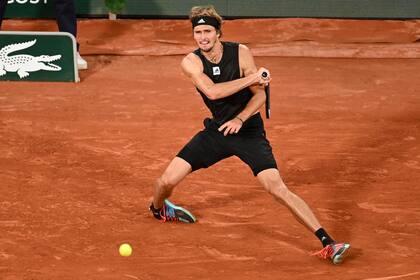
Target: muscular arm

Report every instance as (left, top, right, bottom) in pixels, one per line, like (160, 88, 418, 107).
(235, 44, 267, 122)
(217, 44, 270, 136)
(181, 53, 261, 100)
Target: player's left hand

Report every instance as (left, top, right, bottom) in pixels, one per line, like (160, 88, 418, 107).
(218, 118, 243, 136)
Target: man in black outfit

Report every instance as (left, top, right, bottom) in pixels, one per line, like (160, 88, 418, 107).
(0, 0, 87, 70)
(148, 5, 350, 264)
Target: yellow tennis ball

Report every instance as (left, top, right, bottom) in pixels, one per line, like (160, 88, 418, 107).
(119, 243, 132, 257)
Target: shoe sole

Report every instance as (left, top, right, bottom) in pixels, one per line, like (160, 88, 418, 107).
(332, 243, 351, 264)
(164, 199, 196, 223)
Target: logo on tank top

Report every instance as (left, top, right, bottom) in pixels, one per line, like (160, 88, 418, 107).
(212, 66, 220, 76)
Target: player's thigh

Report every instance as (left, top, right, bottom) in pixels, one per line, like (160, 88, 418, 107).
(177, 130, 231, 171)
(257, 168, 285, 189)
(160, 157, 192, 187)
(233, 136, 278, 176)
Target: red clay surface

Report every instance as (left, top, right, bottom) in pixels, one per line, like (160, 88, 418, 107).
(1, 19, 420, 280)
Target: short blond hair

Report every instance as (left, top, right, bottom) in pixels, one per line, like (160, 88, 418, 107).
(189, 5, 223, 29)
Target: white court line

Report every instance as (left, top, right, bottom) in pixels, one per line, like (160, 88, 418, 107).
(362, 272, 419, 280)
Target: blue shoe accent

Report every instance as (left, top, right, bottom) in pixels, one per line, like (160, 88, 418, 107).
(162, 199, 196, 223)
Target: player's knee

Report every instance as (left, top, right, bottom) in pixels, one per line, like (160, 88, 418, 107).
(157, 175, 176, 191)
(266, 181, 290, 201)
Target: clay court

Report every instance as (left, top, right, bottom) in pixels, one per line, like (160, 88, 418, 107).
(1, 18, 420, 280)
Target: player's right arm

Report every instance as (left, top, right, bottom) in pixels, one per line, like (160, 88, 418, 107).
(181, 53, 267, 100)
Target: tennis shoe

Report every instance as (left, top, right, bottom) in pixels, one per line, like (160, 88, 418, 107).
(150, 199, 196, 223)
(312, 242, 350, 264)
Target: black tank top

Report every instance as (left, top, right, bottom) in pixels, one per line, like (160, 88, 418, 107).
(194, 41, 254, 127)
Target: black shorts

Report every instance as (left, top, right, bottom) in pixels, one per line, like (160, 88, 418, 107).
(177, 113, 277, 176)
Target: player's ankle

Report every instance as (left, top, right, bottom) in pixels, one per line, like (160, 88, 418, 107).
(315, 228, 335, 247)
(149, 203, 163, 220)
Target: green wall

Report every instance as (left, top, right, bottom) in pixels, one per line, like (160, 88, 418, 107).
(3, 0, 420, 19)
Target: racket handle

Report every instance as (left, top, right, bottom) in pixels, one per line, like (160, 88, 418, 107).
(265, 84, 270, 119)
(261, 71, 270, 119)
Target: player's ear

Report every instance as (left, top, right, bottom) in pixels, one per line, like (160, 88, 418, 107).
(216, 29, 222, 38)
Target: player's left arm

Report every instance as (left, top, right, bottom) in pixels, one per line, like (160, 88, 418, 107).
(237, 44, 267, 119)
(218, 44, 268, 136)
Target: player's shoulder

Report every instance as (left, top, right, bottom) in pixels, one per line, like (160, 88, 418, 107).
(238, 43, 256, 72)
(185, 52, 200, 60)
(182, 52, 201, 66)
(238, 43, 251, 54)
(238, 43, 254, 62)
(181, 52, 202, 74)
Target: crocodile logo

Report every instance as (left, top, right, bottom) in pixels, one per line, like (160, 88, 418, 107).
(0, 39, 62, 79)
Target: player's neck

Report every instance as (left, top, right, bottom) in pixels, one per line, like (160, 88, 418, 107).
(201, 41, 223, 64)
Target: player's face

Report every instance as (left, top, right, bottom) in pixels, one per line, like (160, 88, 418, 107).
(193, 25, 219, 52)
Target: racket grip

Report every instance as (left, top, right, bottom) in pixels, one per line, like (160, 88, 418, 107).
(261, 71, 271, 119)
(265, 84, 270, 119)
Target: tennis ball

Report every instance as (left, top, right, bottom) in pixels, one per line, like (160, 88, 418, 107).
(119, 243, 132, 257)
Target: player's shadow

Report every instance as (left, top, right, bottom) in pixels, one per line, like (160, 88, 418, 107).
(78, 55, 117, 81)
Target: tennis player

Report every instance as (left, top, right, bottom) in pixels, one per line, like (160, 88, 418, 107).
(149, 5, 350, 264)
